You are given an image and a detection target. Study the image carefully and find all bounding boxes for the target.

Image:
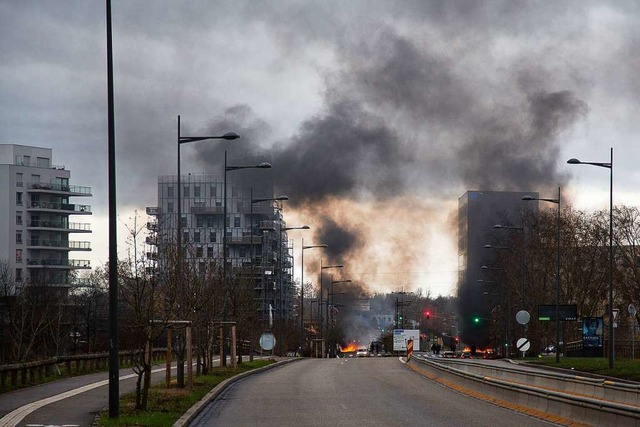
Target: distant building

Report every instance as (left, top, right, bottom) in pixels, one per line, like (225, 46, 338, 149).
(146, 172, 295, 322)
(457, 190, 537, 348)
(0, 144, 92, 290)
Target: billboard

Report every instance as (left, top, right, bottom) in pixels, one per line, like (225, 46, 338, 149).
(393, 329, 420, 351)
(582, 317, 603, 348)
(538, 305, 578, 321)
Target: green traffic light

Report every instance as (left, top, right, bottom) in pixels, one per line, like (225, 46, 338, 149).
(473, 317, 480, 324)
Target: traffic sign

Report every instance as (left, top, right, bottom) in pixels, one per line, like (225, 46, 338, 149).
(516, 337, 530, 353)
(629, 304, 637, 316)
(516, 310, 530, 325)
(259, 333, 276, 351)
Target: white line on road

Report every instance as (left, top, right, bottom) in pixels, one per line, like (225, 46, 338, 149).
(0, 365, 171, 427)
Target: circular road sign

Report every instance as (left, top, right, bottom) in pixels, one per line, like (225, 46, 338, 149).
(516, 337, 531, 353)
(516, 310, 530, 325)
(259, 333, 276, 351)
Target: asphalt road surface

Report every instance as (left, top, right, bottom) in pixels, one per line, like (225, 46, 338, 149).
(191, 357, 558, 427)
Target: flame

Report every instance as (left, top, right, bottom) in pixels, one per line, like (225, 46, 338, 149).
(340, 343, 359, 353)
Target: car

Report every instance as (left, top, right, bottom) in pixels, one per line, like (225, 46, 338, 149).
(355, 347, 369, 357)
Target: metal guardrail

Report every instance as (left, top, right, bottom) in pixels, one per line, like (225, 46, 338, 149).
(409, 354, 640, 426)
(0, 349, 166, 392)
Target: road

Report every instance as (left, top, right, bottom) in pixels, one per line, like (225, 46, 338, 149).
(190, 357, 558, 427)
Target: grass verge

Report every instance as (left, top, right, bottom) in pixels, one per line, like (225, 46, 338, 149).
(97, 359, 274, 427)
(527, 356, 640, 382)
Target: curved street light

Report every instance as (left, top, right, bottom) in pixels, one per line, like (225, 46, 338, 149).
(568, 148, 614, 368)
(177, 117, 239, 372)
(319, 262, 343, 356)
(523, 188, 561, 362)
(300, 240, 327, 353)
(249, 192, 289, 328)
(221, 151, 271, 366)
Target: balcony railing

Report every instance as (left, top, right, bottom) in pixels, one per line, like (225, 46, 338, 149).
(27, 240, 91, 250)
(28, 220, 91, 231)
(192, 206, 224, 215)
(26, 259, 91, 268)
(27, 183, 92, 195)
(146, 222, 158, 231)
(28, 201, 91, 213)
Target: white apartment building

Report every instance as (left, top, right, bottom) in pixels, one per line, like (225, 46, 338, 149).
(0, 144, 92, 289)
(147, 173, 296, 322)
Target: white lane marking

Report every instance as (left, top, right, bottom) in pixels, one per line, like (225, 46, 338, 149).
(0, 362, 191, 427)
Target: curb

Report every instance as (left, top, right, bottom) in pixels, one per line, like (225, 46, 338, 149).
(172, 357, 303, 426)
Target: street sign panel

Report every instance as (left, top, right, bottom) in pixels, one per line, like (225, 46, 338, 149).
(538, 305, 578, 321)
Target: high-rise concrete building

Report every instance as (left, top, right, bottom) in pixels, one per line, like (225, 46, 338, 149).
(146, 172, 295, 323)
(457, 190, 537, 349)
(0, 144, 92, 290)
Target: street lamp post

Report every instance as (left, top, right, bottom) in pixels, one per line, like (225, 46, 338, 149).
(478, 279, 509, 356)
(250, 192, 288, 326)
(327, 279, 351, 356)
(319, 261, 343, 357)
(300, 240, 327, 354)
(222, 151, 271, 366)
(278, 225, 310, 355)
(523, 188, 561, 362)
(177, 117, 239, 373)
(493, 225, 526, 337)
(178, 116, 239, 250)
(568, 148, 614, 368)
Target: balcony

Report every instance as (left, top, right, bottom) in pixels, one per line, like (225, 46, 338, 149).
(259, 220, 277, 231)
(27, 182, 92, 196)
(146, 251, 158, 260)
(146, 206, 161, 216)
(146, 221, 158, 232)
(27, 240, 91, 251)
(26, 259, 91, 269)
(238, 203, 274, 214)
(27, 220, 91, 233)
(192, 206, 224, 215)
(145, 236, 158, 245)
(27, 201, 92, 214)
(228, 235, 262, 245)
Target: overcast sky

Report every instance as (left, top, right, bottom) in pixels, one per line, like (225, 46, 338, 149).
(2, 1, 640, 297)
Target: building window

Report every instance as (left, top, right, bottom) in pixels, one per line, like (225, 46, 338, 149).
(183, 185, 190, 198)
(16, 192, 23, 206)
(194, 231, 201, 243)
(15, 268, 22, 282)
(194, 186, 201, 197)
(209, 231, 217, 242)
(37, 157, 49, 168)
(210, 186, 217, 197)
(168, 186, 174, 198)
(16, 211, 22, 225)
(196, 246, 203, 257)
(207, 246, 214, 258)
(16, 232, 22, 244)
(239, 248, 246, 258)
(16, 249, 22, 263)
(31, 174, 41, 183)
(234, 215, 241, 228)
(180, 215, 187, 228)
(196, 216, 204, 227)
(16, 173, 23, 187)
(167, 201, 174, 213)
(183, 230, 189, 243)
